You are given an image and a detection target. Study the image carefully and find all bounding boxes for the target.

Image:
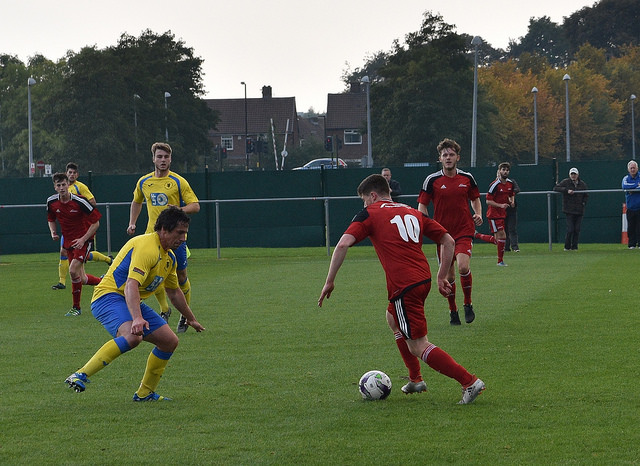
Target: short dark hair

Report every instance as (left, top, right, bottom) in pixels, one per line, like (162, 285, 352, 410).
(357, 174, 390, 197)
(65, 162, 79, 172)
(437, 138, 461, 155)
(154, 206, 190, 232)
(498, 162, 511, 170)
(52, 172, 69, 184)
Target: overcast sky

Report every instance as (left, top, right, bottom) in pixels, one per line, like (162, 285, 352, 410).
(5, 0, 596, 112)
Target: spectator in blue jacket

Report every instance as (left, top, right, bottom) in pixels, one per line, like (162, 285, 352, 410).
(622, 160, 640, 248)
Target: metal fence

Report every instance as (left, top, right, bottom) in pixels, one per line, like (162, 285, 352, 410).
(1, 188, 629, 257)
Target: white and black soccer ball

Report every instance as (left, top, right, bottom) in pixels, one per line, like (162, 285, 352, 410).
(358, 370, 392, 400)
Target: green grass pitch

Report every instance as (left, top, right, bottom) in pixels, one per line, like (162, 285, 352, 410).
(1, 243, 638, 464)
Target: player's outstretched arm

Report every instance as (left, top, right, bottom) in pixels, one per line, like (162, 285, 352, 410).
(166, 286, 205, 332)
(127, 201, 143, 235)
(318, 234, 356, 307)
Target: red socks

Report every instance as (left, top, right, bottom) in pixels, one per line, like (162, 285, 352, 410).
(474, 231, 496, 244)
(459, 271, 472, 306)
(497, 239, 506, 263)
(394, 332, 422, 383)
(447, 281, 457, 312)
(421, 343, 473, 386)
(71, 281, 82, 308)
(85, 274, 101, 286)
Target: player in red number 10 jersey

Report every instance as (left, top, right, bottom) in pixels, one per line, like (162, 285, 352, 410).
(318, 174, 485, 404)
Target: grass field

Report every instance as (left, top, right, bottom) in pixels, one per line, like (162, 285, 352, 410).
(1, 243, 639, 464)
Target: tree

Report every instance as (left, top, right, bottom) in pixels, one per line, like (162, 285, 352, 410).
(564, 0, 640, 57)
(508, 16, 570, 68)
(479, 61, 563, 164)
(366, 12, 493, 166)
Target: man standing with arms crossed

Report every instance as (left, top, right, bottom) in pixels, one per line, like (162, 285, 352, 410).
(127, 142, 200, 333)
(417, 138, 483, 326)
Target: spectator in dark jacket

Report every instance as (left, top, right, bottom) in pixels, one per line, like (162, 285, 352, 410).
(381, 168, 402, 202)
(554, 167, 588, 251)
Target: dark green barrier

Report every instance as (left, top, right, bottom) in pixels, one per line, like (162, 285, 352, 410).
(0, 159, 631, 255)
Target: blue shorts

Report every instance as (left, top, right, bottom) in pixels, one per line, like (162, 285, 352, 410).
(175, 242, 188, 271)
(91, 293, 167, 337)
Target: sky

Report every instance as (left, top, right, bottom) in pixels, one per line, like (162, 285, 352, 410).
(4, 0, 597, 113)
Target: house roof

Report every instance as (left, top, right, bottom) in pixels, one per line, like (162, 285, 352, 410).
(298, 116, 325, 142)
(326, 92, 367, 130)
(206, 97, 298, 136)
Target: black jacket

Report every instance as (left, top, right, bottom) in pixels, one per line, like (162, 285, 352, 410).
(554, 177, 588, 215)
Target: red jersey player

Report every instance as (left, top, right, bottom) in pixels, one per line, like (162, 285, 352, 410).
(485, 162, 515, 266)
(318, 174, 485, 404)
(417, 138, 483, 326)
(47, 172, 102, 316)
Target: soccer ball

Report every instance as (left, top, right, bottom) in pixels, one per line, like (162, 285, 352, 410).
(358, 370, 392, 400)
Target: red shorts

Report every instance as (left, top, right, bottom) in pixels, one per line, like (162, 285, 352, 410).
(436, 236, 473, 263)
(387, 282, 430, 340)
(67, 240, 93, 264)
(488, 218, 505, 234)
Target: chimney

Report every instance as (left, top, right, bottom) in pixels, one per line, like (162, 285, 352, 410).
(262, 85, 272, 98)
(349, 82, 361, 93)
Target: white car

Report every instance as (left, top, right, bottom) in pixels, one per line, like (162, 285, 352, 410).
(292, 158, 347, 170)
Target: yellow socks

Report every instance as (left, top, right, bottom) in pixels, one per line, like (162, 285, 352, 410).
(136, 348, 173, 398)
(78, 337, 130, 377)
(179, 278, 191, 306)
(58, 257, 69, 285)
(90, 251, 112, 264)
(154, 287, 170, 314)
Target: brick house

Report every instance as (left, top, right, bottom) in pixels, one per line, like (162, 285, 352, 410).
(206, 86, 298, 170)
(325, 82, 368, 167)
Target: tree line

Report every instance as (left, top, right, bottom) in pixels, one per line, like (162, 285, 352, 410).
(0, 30, 217, 177)
(0, 0, 638, 175)
(344, 0, 640, 166)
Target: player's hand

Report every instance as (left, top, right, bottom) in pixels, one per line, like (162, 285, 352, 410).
(437, 278, 452, 297)
(187, 319, 205, 332)
(472, 213, 483, 226)
(131, 317, 149, 336)
(126, 224, 136, 235)
(318, 282, 334, 307)
(51, 233, 59, 241)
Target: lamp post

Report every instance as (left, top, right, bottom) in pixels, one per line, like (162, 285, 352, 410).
(361, 76, 373, 168)
(532, 87, 539, 165)
(470, 36, 482, 168)
(164, 91, 171, 142)
(133, 94, 141, 156)
(631, 94, 637, 160)
(563, 74, 571, 162)
(28, 77, 36, 177)
(241, 81, 248, 170)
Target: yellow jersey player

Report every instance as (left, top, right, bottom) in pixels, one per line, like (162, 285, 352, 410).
(52, 162, 112, 290)
(65, 206, 205, 401)
(127, 142, 200, 333)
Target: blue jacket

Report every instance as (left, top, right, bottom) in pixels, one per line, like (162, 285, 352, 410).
(622, 173, 640, 211)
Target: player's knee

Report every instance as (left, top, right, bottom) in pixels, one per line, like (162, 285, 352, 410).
(124, 334, 143, 349)
(160, 333, 179, 352)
